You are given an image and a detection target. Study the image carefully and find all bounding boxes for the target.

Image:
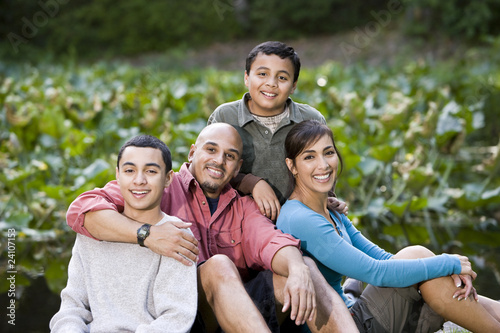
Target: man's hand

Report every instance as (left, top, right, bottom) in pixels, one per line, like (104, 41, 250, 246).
(327, 197, 348, 215)
(252, 179, 281, 221)
(281, 262, 317, 326)
(145, 220, 199, 266)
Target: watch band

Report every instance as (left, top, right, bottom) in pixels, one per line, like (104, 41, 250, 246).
(137, 223, 152, 247)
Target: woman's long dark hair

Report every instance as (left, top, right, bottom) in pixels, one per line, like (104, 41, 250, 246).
(284, 120, 343, 197)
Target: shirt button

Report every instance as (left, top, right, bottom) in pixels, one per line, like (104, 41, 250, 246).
(202, 201, 206, 205)
(265, 130, 269, 134)
(231, 240, 235, 244)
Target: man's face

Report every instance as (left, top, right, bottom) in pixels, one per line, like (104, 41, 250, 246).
(188, 125, 243, 198)
(116, 146, 171, 215)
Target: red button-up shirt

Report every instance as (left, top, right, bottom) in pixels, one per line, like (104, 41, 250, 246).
(66, 163, 300, 281)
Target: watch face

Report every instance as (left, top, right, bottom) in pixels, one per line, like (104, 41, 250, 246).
(138, 225, 150, 239)
(138, 229, 147, 238)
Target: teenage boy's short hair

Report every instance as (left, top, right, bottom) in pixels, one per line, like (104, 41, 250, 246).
(245, 41, 301, 83)
(117, 135, 172, 173)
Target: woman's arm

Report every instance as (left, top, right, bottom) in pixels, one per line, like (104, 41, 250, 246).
(279, 207, 461, 288)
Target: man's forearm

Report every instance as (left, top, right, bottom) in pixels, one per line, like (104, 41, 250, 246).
(84, 210, 140, 243)
(271, 245, 307, 277)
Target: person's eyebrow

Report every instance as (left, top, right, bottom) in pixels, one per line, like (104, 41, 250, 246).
(228, 148, 241, 157)
(255, 66, 291, 77)
(121, 161, 136, 167)
(145, 163, 162, 169)
(301, 145, 334, 155)
(205, 141, 241, 157)
(121, 162, 161, 169)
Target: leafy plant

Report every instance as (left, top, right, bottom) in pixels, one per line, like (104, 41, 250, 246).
(1, 45, 499, 302)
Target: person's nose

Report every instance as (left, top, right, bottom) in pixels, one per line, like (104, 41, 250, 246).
(213, 152, 225, 165)
(320, 156, 330, 169)
(134, 171, 147, 185)
(266, 76, 278, 88)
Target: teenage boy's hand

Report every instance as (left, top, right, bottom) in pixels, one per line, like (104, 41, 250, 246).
(327, 197, 349, 215)
(146, 220, 199, 266)
(252, 179, 281, 221)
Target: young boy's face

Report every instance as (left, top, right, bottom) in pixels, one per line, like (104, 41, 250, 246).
(116, 146, 171, 215)
(244, 53, 297, 117)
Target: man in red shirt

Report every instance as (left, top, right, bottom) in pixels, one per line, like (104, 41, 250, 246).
(66, 123, 357, 333)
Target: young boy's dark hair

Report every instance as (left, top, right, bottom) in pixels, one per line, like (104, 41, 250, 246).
(245, 41, 301, 83)
(117, 135, 172, 173)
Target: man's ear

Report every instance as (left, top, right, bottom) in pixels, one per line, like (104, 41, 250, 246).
(187, 144, 196, 163)
(164, 170, 174, 188)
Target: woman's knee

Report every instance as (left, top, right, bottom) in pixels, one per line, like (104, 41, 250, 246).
(394, 245, 435, 260)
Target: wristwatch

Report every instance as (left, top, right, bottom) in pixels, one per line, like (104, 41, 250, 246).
(137, 223, 152, 247)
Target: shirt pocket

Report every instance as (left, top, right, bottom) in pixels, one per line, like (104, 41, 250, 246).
(215, 227, 243, 257)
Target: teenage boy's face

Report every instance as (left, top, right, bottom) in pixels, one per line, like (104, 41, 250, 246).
(116, 146, 171, 214)
(244, 53, 297, 117)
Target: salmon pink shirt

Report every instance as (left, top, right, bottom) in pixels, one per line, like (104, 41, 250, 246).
(66, 163, 300, 281)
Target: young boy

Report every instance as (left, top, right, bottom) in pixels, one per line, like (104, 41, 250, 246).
(208, 41, 346, 220)
(50, 135, 197, 333)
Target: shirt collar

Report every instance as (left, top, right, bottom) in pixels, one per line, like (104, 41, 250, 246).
(237, 92, 298, 127)
(178, 162, 237, 199)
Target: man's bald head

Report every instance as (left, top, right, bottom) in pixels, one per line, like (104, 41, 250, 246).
(195, 123, 243, 154)
(188, 123, 244, 198)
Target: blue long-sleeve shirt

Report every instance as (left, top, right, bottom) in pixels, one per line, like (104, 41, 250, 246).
(277, 200, 462, 307)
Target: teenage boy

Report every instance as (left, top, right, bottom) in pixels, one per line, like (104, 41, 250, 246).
(208, 41, 347, 221)
(65, 123, 359, 333)
(50, 135, 197, 333)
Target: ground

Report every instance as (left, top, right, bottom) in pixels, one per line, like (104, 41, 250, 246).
(124, 29, 472, 71)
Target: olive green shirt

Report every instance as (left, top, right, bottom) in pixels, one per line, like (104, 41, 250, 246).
(208, 93, 326, 205)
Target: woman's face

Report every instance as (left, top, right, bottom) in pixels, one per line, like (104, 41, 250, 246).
(287, 134, 339, 196)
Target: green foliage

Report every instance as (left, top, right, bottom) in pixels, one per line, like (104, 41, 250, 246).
(401, 0, 500, 39)
(1, 0, 243, 60)
(3, 0, 500, 61)
(247, 0, 382, 39)
(1, 43, 499, 299)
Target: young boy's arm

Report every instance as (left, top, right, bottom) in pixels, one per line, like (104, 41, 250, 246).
(229, 172, 262, 195)
(230, 173, 281, 221)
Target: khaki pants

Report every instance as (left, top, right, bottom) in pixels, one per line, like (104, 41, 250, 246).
(349, 284, 445, 333)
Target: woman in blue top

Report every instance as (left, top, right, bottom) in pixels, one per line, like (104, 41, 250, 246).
(277, 120, 500, 333)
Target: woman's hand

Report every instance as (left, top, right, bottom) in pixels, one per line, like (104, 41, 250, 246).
(451, 274, 479, 302)
(453, 254, 477, 280)
(449, 254, 478, 301)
